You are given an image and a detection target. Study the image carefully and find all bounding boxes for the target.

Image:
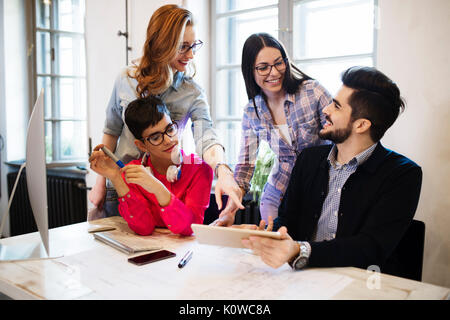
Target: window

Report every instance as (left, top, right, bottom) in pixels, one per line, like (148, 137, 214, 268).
(212, 0, 376, 165)
(212, 0, 279, 165)
(34, 0, 87, 163)
(293, 0, 376, 95)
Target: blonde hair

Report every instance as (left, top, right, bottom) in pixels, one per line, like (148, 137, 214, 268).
(132, 5, 194, 97)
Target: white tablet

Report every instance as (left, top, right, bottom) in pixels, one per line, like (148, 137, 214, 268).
(191, 224, 282, 248)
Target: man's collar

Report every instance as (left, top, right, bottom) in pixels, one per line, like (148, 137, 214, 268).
(326, 142, 379, 169)
(354, 143, 378, 166)
(358, 142, 390, 173)
(326, 144, 339, 168)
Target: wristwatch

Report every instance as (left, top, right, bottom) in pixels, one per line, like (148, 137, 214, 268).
(289, 242, 311, 270)
(214, 162, 233, 178)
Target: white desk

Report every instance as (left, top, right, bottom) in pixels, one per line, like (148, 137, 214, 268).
(0, 216, 449, 300)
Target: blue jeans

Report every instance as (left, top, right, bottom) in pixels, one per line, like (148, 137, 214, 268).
(103, 187, 121, 217)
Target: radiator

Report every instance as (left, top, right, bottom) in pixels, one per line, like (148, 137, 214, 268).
(234, 194, 261, 225)
(7, 169, 87, 236)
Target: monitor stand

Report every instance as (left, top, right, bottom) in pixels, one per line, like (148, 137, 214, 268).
(0, 240, 62, 262)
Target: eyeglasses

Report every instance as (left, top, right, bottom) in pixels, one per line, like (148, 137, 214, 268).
(178, 40, 203, 54)
(142, 122, 178, 146)
(254, 58, 287, 76)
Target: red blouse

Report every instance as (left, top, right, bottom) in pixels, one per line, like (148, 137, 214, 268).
(117, 150, 213, 236)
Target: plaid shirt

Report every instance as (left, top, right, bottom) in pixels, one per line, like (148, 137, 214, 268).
(234, 80, 333, 211)
(312, 143, 378, 241)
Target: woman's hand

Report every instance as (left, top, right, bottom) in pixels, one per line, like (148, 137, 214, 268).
(211, 167, 246, 226)
(89, 144, 121, 181)
(231, 216, 274, 231)
(121, 165, 171, 207)
(121, 165, 158, 192)
(214, 166, 245, 211)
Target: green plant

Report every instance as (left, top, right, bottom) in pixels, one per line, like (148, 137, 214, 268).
(249, 140, 276, 204)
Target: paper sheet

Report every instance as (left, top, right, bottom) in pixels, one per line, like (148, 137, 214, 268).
(57, 242, 353, 300)
(179, 245, 354, 300)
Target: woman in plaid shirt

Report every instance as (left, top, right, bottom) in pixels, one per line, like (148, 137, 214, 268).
(213, 33, 333, 226)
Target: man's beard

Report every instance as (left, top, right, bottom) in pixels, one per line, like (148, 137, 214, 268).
(319, 121, 353, 144)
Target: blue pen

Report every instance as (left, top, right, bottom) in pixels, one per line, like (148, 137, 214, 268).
(178, 250, 193, 268)
(101, 146, 125, 168)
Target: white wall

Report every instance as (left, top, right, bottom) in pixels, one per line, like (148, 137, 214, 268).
(377, 0, 450, 287)
(128, 0, 182, 63)
(3, 0, 30, 162)
(85, 0, 126, 202)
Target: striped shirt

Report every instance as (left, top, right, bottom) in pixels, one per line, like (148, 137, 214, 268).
(234, 80, 333, 218)
(312, 142, 378, 241)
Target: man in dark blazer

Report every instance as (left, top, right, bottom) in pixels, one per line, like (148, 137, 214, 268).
(242, 66, 422, 274)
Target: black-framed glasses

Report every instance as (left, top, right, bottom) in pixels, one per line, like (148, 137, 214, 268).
(254, 58, 288, 76)
(142, 122, 178, 146)
(178, 40, 203, 54)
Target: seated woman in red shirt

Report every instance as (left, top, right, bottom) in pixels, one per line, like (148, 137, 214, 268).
(89, 96, 213, 236)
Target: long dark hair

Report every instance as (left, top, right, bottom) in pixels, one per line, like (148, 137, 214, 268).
(241, 33, 311, 117)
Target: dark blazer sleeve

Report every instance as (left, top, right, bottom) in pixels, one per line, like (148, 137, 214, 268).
(308, 164, 423, 269)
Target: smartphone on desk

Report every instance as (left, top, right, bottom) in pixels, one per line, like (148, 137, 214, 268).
(128, 250, 176, 266)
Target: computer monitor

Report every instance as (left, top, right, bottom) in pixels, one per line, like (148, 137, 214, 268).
(25, 88, 49, 254)
(0, 89, 60, 261)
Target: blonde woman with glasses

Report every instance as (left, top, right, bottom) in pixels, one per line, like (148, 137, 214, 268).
(90, 4, 243, 218)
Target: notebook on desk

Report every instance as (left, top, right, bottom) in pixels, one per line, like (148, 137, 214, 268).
(94, 230, 162, 254)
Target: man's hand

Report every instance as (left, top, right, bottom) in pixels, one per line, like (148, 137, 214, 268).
(241, 226, 299, 269)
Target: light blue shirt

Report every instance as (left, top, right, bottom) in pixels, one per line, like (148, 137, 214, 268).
(104, 67, 222, 165)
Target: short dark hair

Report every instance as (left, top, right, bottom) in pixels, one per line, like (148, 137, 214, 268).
(241, 33, 311, 117)
(124, 96, 170, 139)
(342, 66, 405, 142)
